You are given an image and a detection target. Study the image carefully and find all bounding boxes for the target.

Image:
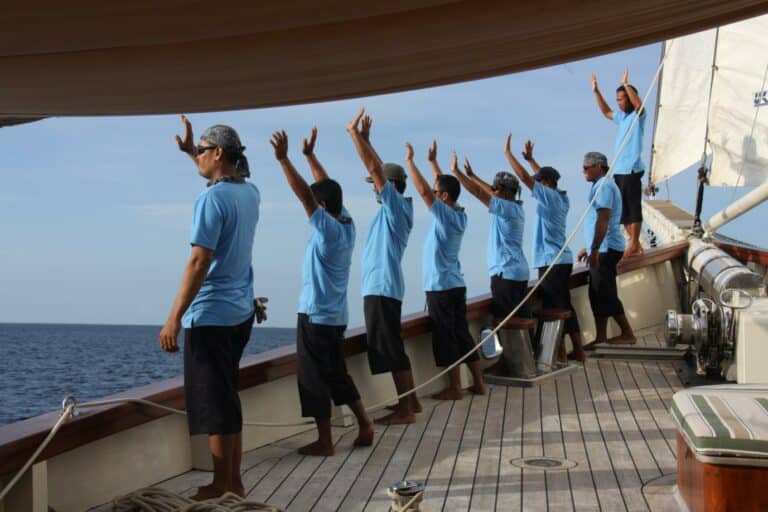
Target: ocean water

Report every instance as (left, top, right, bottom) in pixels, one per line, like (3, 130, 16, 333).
(0, 323, 295, 427)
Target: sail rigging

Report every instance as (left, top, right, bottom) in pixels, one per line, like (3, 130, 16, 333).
(651, 14, 768, 187)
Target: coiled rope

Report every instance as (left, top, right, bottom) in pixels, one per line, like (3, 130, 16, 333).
(0, 49, 669, 506)
(112, 488, 284, 512)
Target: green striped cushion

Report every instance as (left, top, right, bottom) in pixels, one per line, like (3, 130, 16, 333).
(671, 385, 768, 458)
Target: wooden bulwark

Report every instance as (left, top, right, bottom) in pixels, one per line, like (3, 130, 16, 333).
(0, 242, 689, 478)
(91, 326, 682, 511)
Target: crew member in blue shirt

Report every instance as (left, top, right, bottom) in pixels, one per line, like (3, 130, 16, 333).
(506, 136, 586, 362)
(346, 108, 421, 425)
(450, 153, 531, 321)
(270, 130, 373, 457)
(160, 115, 260, 500)
(405, 141, 485, 401)
(592, 69, 646, 259)
(579, 152, 636, 346)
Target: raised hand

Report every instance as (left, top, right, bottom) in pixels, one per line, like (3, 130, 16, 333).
(361, 115, 372, 142)
(621, 68, 629, 85)
(591, 73, 598, 92)
(522, 140, 534, 161)
(463, 157, 475, 177)
(405, 142, 414, 161)
(427, 140, 437, 162)
(270, 130, 289, 161)
(175, 114, 196, 156)
(302, 127, 317, 156)
(504, 133, 513, 156)
(449, 151, 459, 174)
(346, 106, 365, 133)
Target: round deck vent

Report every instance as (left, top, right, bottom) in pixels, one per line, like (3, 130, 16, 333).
(510, 457, 577, 470)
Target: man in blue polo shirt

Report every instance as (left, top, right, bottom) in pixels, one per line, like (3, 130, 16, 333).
(405, 141, 485, 401)
(592, 69, 646, 258)
(579, 152, 636, 347)
(505, 136, 586, 361)
(449, 153, 530, 319)
(159, 116, 259, 500)
(270, 129, 373, 457)
(346, 108, 420, 425)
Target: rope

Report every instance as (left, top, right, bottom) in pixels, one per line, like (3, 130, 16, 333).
(387, 489, 424, 512)
(112, 488, 285, 512)
(0, 53, 669, 505)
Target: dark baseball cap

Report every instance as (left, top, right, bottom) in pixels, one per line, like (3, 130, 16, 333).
(534, 166, 560, 182)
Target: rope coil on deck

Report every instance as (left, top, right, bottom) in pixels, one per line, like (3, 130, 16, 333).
(112, 488, 285, 512)
(0, 49, 670, 506)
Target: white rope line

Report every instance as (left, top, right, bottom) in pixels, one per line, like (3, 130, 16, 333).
(0, 54, 669, 504)
(0, 404, 75, 502)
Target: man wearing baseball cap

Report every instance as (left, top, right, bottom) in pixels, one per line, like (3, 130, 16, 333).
(347, 108, 421, 424)
(505, 136, 586, 362)
(579, 151, 636, 346)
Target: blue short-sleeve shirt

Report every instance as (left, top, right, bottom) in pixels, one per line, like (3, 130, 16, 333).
(298, 206, 355, 326)
(183, 182, 260, 328)
(584, 176, 625, 253)
(612, 109, 646, 175)
(487, 196, 529, 281)
(361, 182, 413, 300)
(422, 200, 466, 291)
(531, 182, 573, 268)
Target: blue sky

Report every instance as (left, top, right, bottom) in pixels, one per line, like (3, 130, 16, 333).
(1, 42, 766, 327)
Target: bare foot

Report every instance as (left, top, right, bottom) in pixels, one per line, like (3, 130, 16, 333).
(468, 383, 486, 395)
(354, 424, 374, 447)
(431, 387, 464, 401)
(386, 397, 423, 414)
(568, 350, 587, 362)
(231, 485, 245, 498)
(606, 334, 637, 345)
(375, 411, 416, 425)
(298, 440, 335, 456)
(191, 484, 227, 501)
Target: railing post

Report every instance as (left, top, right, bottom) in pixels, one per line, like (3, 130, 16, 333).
(1, 461, 47, 512)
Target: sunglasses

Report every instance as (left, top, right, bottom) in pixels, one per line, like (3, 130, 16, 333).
(196, 145, 217, 156)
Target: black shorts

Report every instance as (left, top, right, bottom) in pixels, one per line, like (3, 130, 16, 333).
(426, 287, 479, 367)
(537, 264, 581, 334)
(490, 275, 531, 319)
(296, 314, 360, 419)
(588, 250, 625, 318)
(613, 171, 644, 225)
(364, 295, 411, 374)
(184, 314, 254, 435)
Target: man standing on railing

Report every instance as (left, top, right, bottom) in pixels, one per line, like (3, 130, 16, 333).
(159, 115, 259, 500)
(346, 108, 421, 425)
(579, 152, 636, 347)
(592, 69, 646, 259)
(270, 129, 373, 456)
(405, 141, 485, 400)
(506, 136, 586, 362)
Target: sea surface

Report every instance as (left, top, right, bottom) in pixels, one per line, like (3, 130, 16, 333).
(0, 323, 295, 427)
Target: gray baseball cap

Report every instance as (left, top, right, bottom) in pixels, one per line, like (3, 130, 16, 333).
(366, 162, 407, 183)
(583, 151, 608, 168)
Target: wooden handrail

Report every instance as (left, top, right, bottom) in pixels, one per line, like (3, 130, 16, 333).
(715, 239, 768, 267)
(0, 240, 689, 477)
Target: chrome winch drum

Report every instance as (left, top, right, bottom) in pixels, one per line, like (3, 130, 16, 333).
(387, 481, 425, 511)
(688, 243, 764, 299)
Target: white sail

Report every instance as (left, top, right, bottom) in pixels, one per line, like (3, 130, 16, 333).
(650, 30, 716, 185)
(651, 15, 768, 187)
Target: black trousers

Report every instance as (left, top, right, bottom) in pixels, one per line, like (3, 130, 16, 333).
(184, 313, 254, 435)
(296, 314, 360, 418)
(537, 264, 581, 334)
(426, 287, 479, 367)
(490, 275, 531, 319)
(614, 171, 644, 225)
(588, 250, 625, 318)
(364, 295, 411, 374)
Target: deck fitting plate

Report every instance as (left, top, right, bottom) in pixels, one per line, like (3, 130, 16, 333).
(510, 457, 577, 470)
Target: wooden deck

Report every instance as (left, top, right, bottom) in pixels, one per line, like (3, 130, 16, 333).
(94, 326, 685, 511)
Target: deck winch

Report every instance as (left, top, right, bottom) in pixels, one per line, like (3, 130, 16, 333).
(664, 241, 764, 379)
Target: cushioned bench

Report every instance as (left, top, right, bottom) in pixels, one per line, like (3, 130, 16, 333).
(671, 385, 768, 511)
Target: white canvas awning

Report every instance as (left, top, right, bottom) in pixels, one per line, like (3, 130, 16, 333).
(2, 0, 768, 126)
